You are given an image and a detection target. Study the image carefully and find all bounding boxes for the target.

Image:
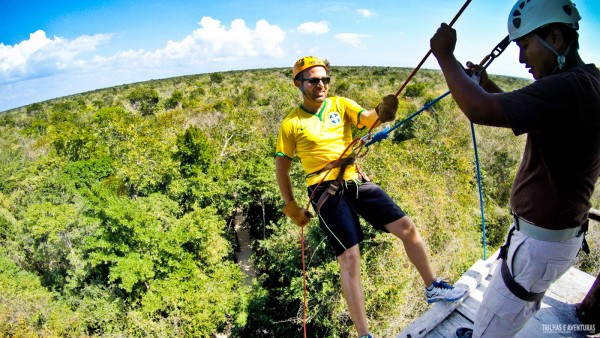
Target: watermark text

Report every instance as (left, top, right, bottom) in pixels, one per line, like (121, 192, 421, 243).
(542, 323, 596, 334)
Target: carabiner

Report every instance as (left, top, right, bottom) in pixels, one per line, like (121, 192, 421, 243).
(353, 137, 370, 158)
(480, 35, 510, 70)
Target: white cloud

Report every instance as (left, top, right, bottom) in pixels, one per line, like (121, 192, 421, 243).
(90, 17, 287, 66)
(0, 17, 286, 85)
(142, 16, 286, 62)
(357, 9, 375, 18)
(255, 19, 286, 57)
(296, 21, 330, 35)
(335, 33, 370, 48)
(0, 30, 111, 83)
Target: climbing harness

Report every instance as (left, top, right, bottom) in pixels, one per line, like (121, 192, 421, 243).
(297, 1, 474, 335)
(313, 157, 352, 214)
(497, 226, 546, 302)
(306, 156, 355, 179)
(510, 210, 589, 243)
(497, 214, 589, 302)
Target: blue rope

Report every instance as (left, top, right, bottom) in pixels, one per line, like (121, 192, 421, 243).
(365, 91, 451, 147)
(470, 122, 487, 260)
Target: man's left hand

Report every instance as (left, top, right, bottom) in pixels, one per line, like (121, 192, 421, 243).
(375, 94, 398, 123)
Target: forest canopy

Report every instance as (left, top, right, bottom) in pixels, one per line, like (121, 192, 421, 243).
(1, 67, 597, 337)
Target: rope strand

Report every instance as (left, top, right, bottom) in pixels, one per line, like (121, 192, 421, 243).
(394, 0, 472, 98)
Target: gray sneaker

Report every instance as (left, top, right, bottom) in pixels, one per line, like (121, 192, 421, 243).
(425, 278, 468, 303)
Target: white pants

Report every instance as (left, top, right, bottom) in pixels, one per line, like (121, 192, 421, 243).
(473, 224, 584, 338)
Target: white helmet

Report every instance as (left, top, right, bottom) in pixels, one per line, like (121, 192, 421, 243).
(508, 0, 580, 41)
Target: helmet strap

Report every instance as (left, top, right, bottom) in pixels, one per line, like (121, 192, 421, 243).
(533, 34, 572, 71)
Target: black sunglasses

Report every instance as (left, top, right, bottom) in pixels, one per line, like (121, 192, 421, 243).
(302, 77, 331, 85)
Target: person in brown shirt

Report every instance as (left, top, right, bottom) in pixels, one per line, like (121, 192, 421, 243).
(430, 0, 600, 337)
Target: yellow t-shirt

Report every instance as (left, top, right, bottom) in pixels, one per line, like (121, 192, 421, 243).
(276, 97, 365, 186)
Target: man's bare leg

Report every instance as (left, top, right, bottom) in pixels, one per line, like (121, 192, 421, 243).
(337, 244, 369, 336)
(385, 216, 435, 286)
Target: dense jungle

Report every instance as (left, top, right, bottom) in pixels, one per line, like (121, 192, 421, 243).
(1, 66, 598, 337)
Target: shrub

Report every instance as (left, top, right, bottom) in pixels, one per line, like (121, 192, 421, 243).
(127, 86, 160, 115)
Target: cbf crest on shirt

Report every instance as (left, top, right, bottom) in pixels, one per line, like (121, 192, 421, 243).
(276, 97, 365, 186)
(328, 111, 342, 125)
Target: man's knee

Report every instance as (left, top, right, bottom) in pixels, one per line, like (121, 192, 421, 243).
(337, 245, 361, 270)
(387, 216, 417, 239)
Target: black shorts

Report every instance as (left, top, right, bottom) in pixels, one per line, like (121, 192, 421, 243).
(307, 179, 406, 256)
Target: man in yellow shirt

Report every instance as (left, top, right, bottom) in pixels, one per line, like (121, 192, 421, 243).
(275, 56, 467, 337)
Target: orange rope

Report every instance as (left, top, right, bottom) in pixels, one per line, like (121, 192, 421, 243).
(394, 0, 471, 98)
(301, 225, 307, 338)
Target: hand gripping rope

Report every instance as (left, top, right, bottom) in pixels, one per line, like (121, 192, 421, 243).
(298, 1, 474, 336)
(353, 0, 473, 158)
(366, 35, 510, 148)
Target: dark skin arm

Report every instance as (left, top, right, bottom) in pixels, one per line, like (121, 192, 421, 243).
(430, 23, 510, 127)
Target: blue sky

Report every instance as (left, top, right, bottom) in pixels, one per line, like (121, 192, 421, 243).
(1, 0, 599, 111)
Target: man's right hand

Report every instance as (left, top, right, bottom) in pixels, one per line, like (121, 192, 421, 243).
(430, 23, 457, 58)
(282, 200, 312, 227)
(466, 61, 490, 86)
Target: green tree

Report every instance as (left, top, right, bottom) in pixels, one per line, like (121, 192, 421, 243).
(127, 86, 160, 115)
(164, 90, 184, 110)
(174, 126, 215, 177)
(0, 66, 548, 337)
(0, 254, 85, 337)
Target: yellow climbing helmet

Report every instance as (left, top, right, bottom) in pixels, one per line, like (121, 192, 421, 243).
(292, 56, 328, 80)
